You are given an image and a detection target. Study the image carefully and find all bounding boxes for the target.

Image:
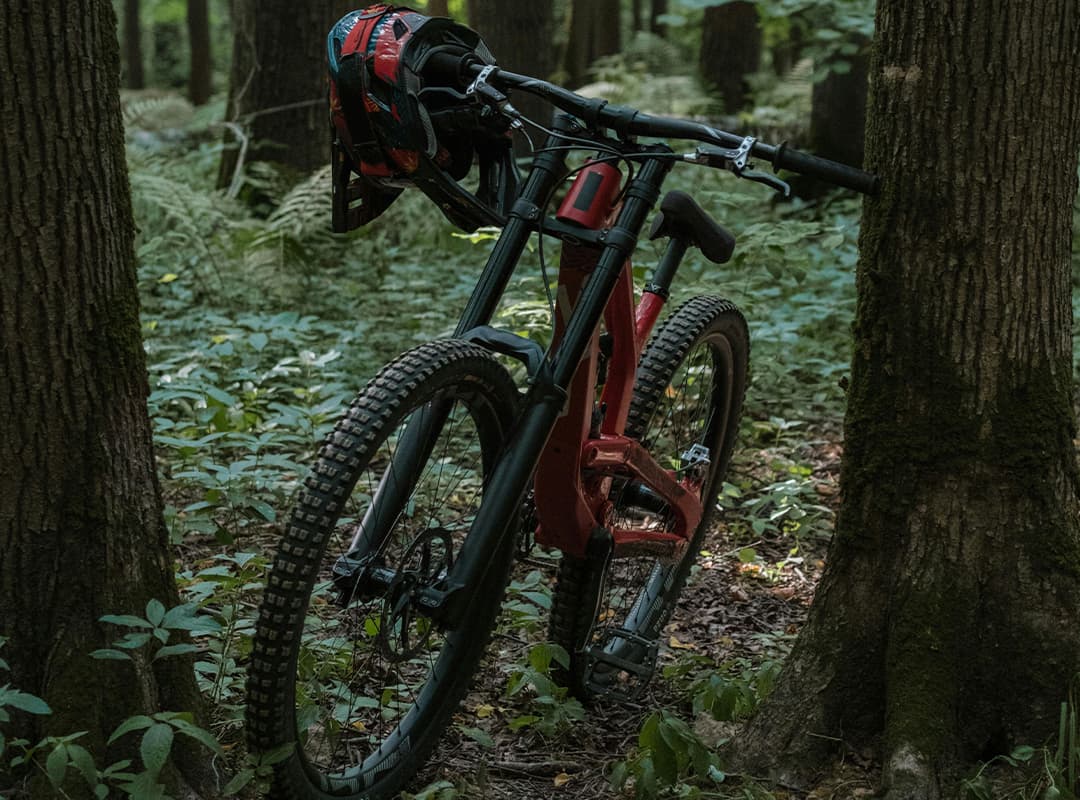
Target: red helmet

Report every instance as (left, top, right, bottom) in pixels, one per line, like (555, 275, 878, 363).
(328, 5, 520, 232)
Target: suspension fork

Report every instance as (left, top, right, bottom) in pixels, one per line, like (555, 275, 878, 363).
(422, 155, 675, 627)
(333, 121, 574, 572)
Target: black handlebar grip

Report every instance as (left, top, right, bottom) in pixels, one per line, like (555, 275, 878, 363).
(772, 143, 880, 196)
(423, 50, 474, 89)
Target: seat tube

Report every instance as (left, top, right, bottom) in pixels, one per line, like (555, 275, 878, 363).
(550, 156, 672, 386)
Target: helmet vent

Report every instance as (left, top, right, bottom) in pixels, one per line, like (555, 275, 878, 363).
(393, 19, 408, 39)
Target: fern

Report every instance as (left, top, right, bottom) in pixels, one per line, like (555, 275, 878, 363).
(260, 166, 334, 242)
(122, 95, 196, 132)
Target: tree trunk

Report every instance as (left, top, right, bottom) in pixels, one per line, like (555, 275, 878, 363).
(699, 1, 761, 114)
(428, 0, 450, 16)
(632, 0, 643, 33)
(789, 39, 870, 199)
(0, 0, 207, 790)
(468, 0, 556, 145)
(650, 0, 667, 36)
(218, 0, 354, 187)
(123, 0, 144, 89)
(152, 19, 186, 88)
(564, 0, 621, 88)
(731, 2, 1080, 798)
(187, 0, 212, 105)
(809, 40, 870, 166)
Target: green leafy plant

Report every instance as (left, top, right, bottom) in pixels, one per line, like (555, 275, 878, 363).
(90, 599, 220, 662)
(501, 568, 554, 634)
(609, 711, 724, 799)
(221, 743, 294, 796)
(1047, 687, 1080, 800)
(504, 643, 585, 737)
(176, 552, 267, 727)
(693, 660, 782, 723)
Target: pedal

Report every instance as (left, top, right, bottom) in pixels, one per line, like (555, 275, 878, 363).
(582, 626, 659, 701)
(680, 442, 711, 468)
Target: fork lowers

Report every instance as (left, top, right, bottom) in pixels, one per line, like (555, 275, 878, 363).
(246, 340, 521, 800)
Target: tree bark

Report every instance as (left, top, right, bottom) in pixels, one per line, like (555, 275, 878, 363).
(428, 0, 450, 16)
(0, 0, 207, 790)
(650, 0, 667, 36)
(564, 0, 621, 88)
(123, 0, 144, 89)
(187, 0, 212, 105)
(218, 0, 354, 186)
(699, 1, 761, 114)
(632, 0, 643, 33)
(468, 0, 556, 144)
(730, 2, 1080, 798)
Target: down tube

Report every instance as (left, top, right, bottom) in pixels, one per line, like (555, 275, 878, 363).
(442, 157, 673, 616)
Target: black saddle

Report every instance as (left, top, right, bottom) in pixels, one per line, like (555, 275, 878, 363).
(647, 190, 735, 264)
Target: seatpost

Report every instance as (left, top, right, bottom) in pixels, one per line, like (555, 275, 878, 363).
(645, 238, 690, 299)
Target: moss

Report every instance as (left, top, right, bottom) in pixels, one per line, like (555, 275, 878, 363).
(882, 587, 965, 769)
(836, 310, 1080, 559)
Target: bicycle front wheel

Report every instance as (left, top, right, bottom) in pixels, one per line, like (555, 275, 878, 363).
(550, 296, 749, 700)
(247, 340, 519, 800)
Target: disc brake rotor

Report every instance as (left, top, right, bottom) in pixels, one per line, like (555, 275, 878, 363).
(377, 527, 455, 661)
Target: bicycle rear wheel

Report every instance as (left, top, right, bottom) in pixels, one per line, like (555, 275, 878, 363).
(247, 340, 519, 800)
(549, 296, 749, 700)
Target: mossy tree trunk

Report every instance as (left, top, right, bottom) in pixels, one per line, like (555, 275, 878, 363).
(187, 0, 212, 105)
(731, 3, 1080, 799)
(467, 0, 555, 148)
(0, 0, 208, 792)
(218, 0, 353, 187)
(565, 0, 621, 88)
(699, 1, 761, 114)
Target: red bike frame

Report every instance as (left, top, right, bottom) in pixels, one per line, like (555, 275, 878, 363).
(532, 163, 703, 561)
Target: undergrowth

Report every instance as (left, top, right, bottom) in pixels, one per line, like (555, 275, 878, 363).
(3, 81, 1078, 800)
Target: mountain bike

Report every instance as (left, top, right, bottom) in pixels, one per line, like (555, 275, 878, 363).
(246, 48, 878, 800)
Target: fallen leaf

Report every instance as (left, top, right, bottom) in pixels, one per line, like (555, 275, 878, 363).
(771, 586, 796, 600)
(669, 635, 696, 650)
(554, 773, 571, 787)
(474, 704, 495, 719)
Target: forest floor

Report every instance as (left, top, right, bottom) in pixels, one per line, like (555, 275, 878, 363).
(388, 431, 874, 800)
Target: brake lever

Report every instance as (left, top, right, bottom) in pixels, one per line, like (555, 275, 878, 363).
(686, 138, 791, 197)
(466, 65, 523, 129)
(739, 169, 791, 198)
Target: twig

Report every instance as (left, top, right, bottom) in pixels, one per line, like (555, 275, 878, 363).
(221, 122, 249, 200)
(486, 759, 582, 777)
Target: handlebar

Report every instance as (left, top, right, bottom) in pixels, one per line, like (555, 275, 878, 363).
(425, 52, 879, 196)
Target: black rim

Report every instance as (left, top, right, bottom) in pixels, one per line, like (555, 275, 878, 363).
(291, 389, 499, 791)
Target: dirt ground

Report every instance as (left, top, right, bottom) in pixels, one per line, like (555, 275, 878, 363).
(405, 433, 865, 800)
